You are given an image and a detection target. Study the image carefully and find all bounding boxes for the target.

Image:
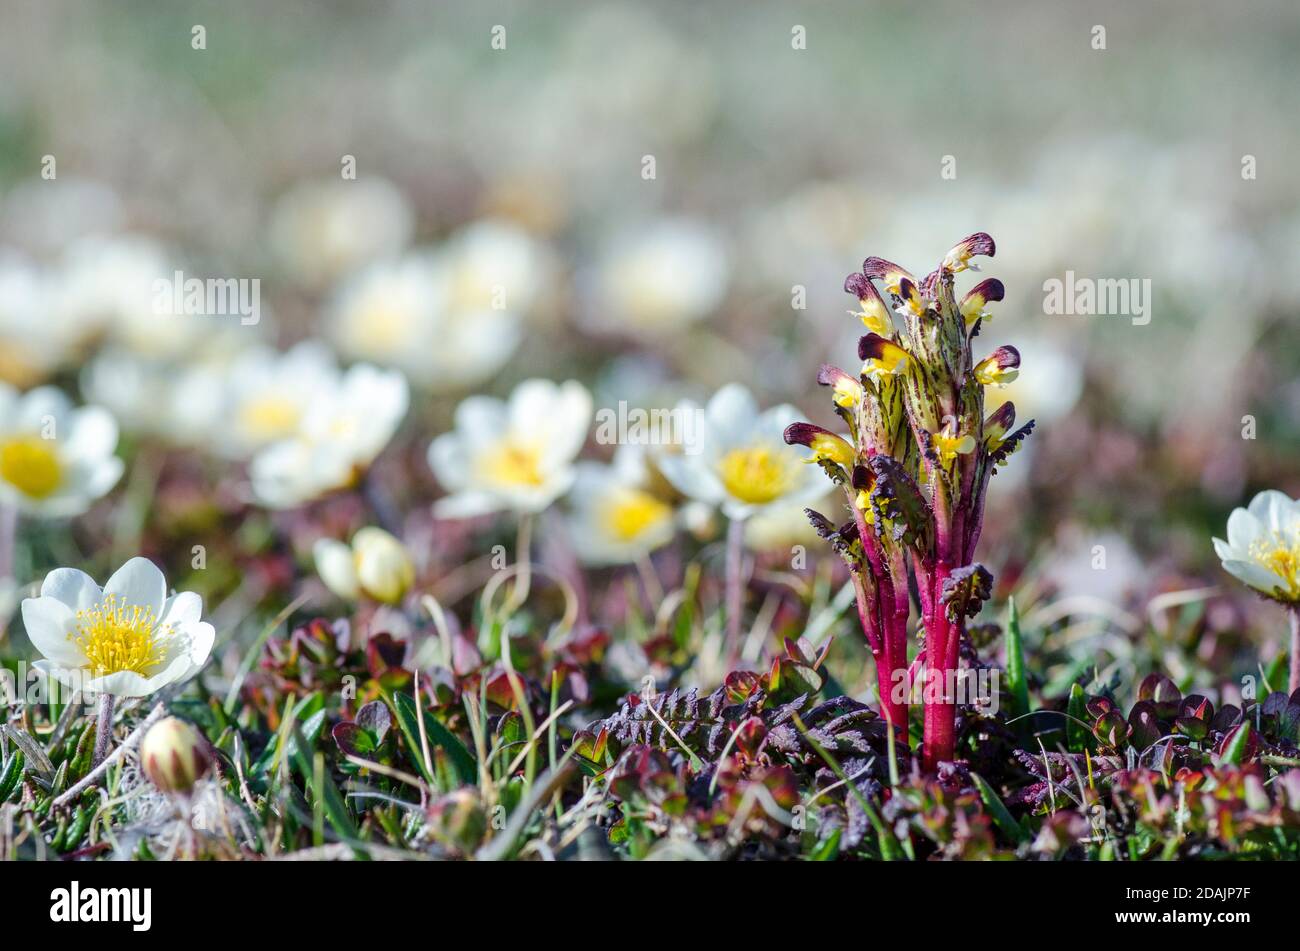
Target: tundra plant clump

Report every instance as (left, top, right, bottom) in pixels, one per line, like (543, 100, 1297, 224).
(785, 233, 1033, 768)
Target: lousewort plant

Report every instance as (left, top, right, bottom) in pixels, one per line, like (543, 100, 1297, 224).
(786, 233, 1034, 769)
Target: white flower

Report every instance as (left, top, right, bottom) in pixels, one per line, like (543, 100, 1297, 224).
(0, 251, 70, 387)
(250, 363, 409, 508)
(327, 221, 552, 390)
(0, 384, 123, 517)
(582, 218, 728, 337)
(215, 341, 341, 459)
(314, 527, 416, 605)
(81, 347, 225, 447)
(1214, 490, 1300, 603)
(745, 497, 829, 553)
(568, 446, 676, 565)
(657, 383, 824, 521)
(429, 379, 592, 518)
(270, 178, 414, 288)
(21, 557, 215, 698)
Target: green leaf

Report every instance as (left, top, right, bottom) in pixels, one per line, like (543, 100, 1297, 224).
(972, 771, 1028, 845)
(807, 828, 842, 861)
(287, 722, 365, 857)
(392, 690, 477, 789)
(1066, 684, 1092, 753)
(1005, 598, 1031, 735)
(1217, 721, 1253, 766)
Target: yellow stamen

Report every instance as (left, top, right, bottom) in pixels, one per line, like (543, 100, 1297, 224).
(239, 397, 302, 441)
(718, 446, 792, 505)
(1249, 535, 1300, 595)
(599, 489, 672, 542)
(479, 440, 546, 488)
(72, 594, 168, 676)
(0, 435, 62, 499)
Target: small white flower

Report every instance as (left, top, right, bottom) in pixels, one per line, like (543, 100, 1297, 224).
(270, 178, 415, 288)
(81, 347, 225, 447)
(1214, 490, 1300, 603)
(429, 379, 592, 518)
(0, 251, 70, 387)
(657, 383, 823, 521)
(216, 341, 341, 459)
(0, 384, 123, 517)
(250, 363, 409, 508)
(314, 527, 416, 605)
(327, 221, 552, 390)
(21, 557, 215, 698)
(568, 446, 676, 565)
(745, 497, 830, 553)
(582, 218, 728, 337)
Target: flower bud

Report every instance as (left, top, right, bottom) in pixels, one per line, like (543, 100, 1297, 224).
(973, 345, 1021, 387)
(816, 364, 863, 409)
(983, 401, 1016, 446)
(959, 278, 1005, 326)
(353, 527, 416, 604)
(858, 334, 912, 378)
(942, 232, 995, 273)
(860, 256, 915, 297)
(844, 273, 893, 335)
(314, 527, 415, 605)
(140, 717, 213, 794)
(783, 423, 855, 468)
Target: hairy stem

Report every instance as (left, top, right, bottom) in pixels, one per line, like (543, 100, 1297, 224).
(725, 516, 747, 663)
(92, 693, 116, 768)
(1290, 606, 1300, 696)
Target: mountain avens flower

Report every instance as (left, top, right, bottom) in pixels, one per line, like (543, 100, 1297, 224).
(250, 363, 409, 508)
(21, 557, 214, 697)
(429, 379, 593, 518)
(568, 446, 676, 566)
(1215, 490, 1300, 693)
(0, 384, 123, 517)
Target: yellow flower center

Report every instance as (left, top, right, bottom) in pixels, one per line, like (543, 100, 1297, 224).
(0, 435, 62, 499)
(239, 396, 302, 441)
(479, 440, 546, 488)
(72, 594, 170, 676)
(718, 446, 792, 505)
(360, 301, 417, 351)
(1249, 535, 1300, 595)
(599, 489, 672, 542)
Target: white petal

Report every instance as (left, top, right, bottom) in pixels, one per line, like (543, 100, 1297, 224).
(658, 453, 724, 505)
(61, 405, 119, 462)
(1212, 537, 1237, 562)
(314, 538, 360, 600)
(40, 567, 101, 611)
(81, 669, 152, 698)
(160, 590, 203, 628)
(1221, 558, 1286, 596)
(20, 596, 85, 665)
(1225, 508, 1264, 551)
(182, 620, 215, 669)
(706, 384, 759, 440)
(427, 433, 471, 494)
(1247, 490, 1292, 528)
(433, 490, 505, 519)
(103, 556, 167, 616)
(451, 395, 508, 448)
